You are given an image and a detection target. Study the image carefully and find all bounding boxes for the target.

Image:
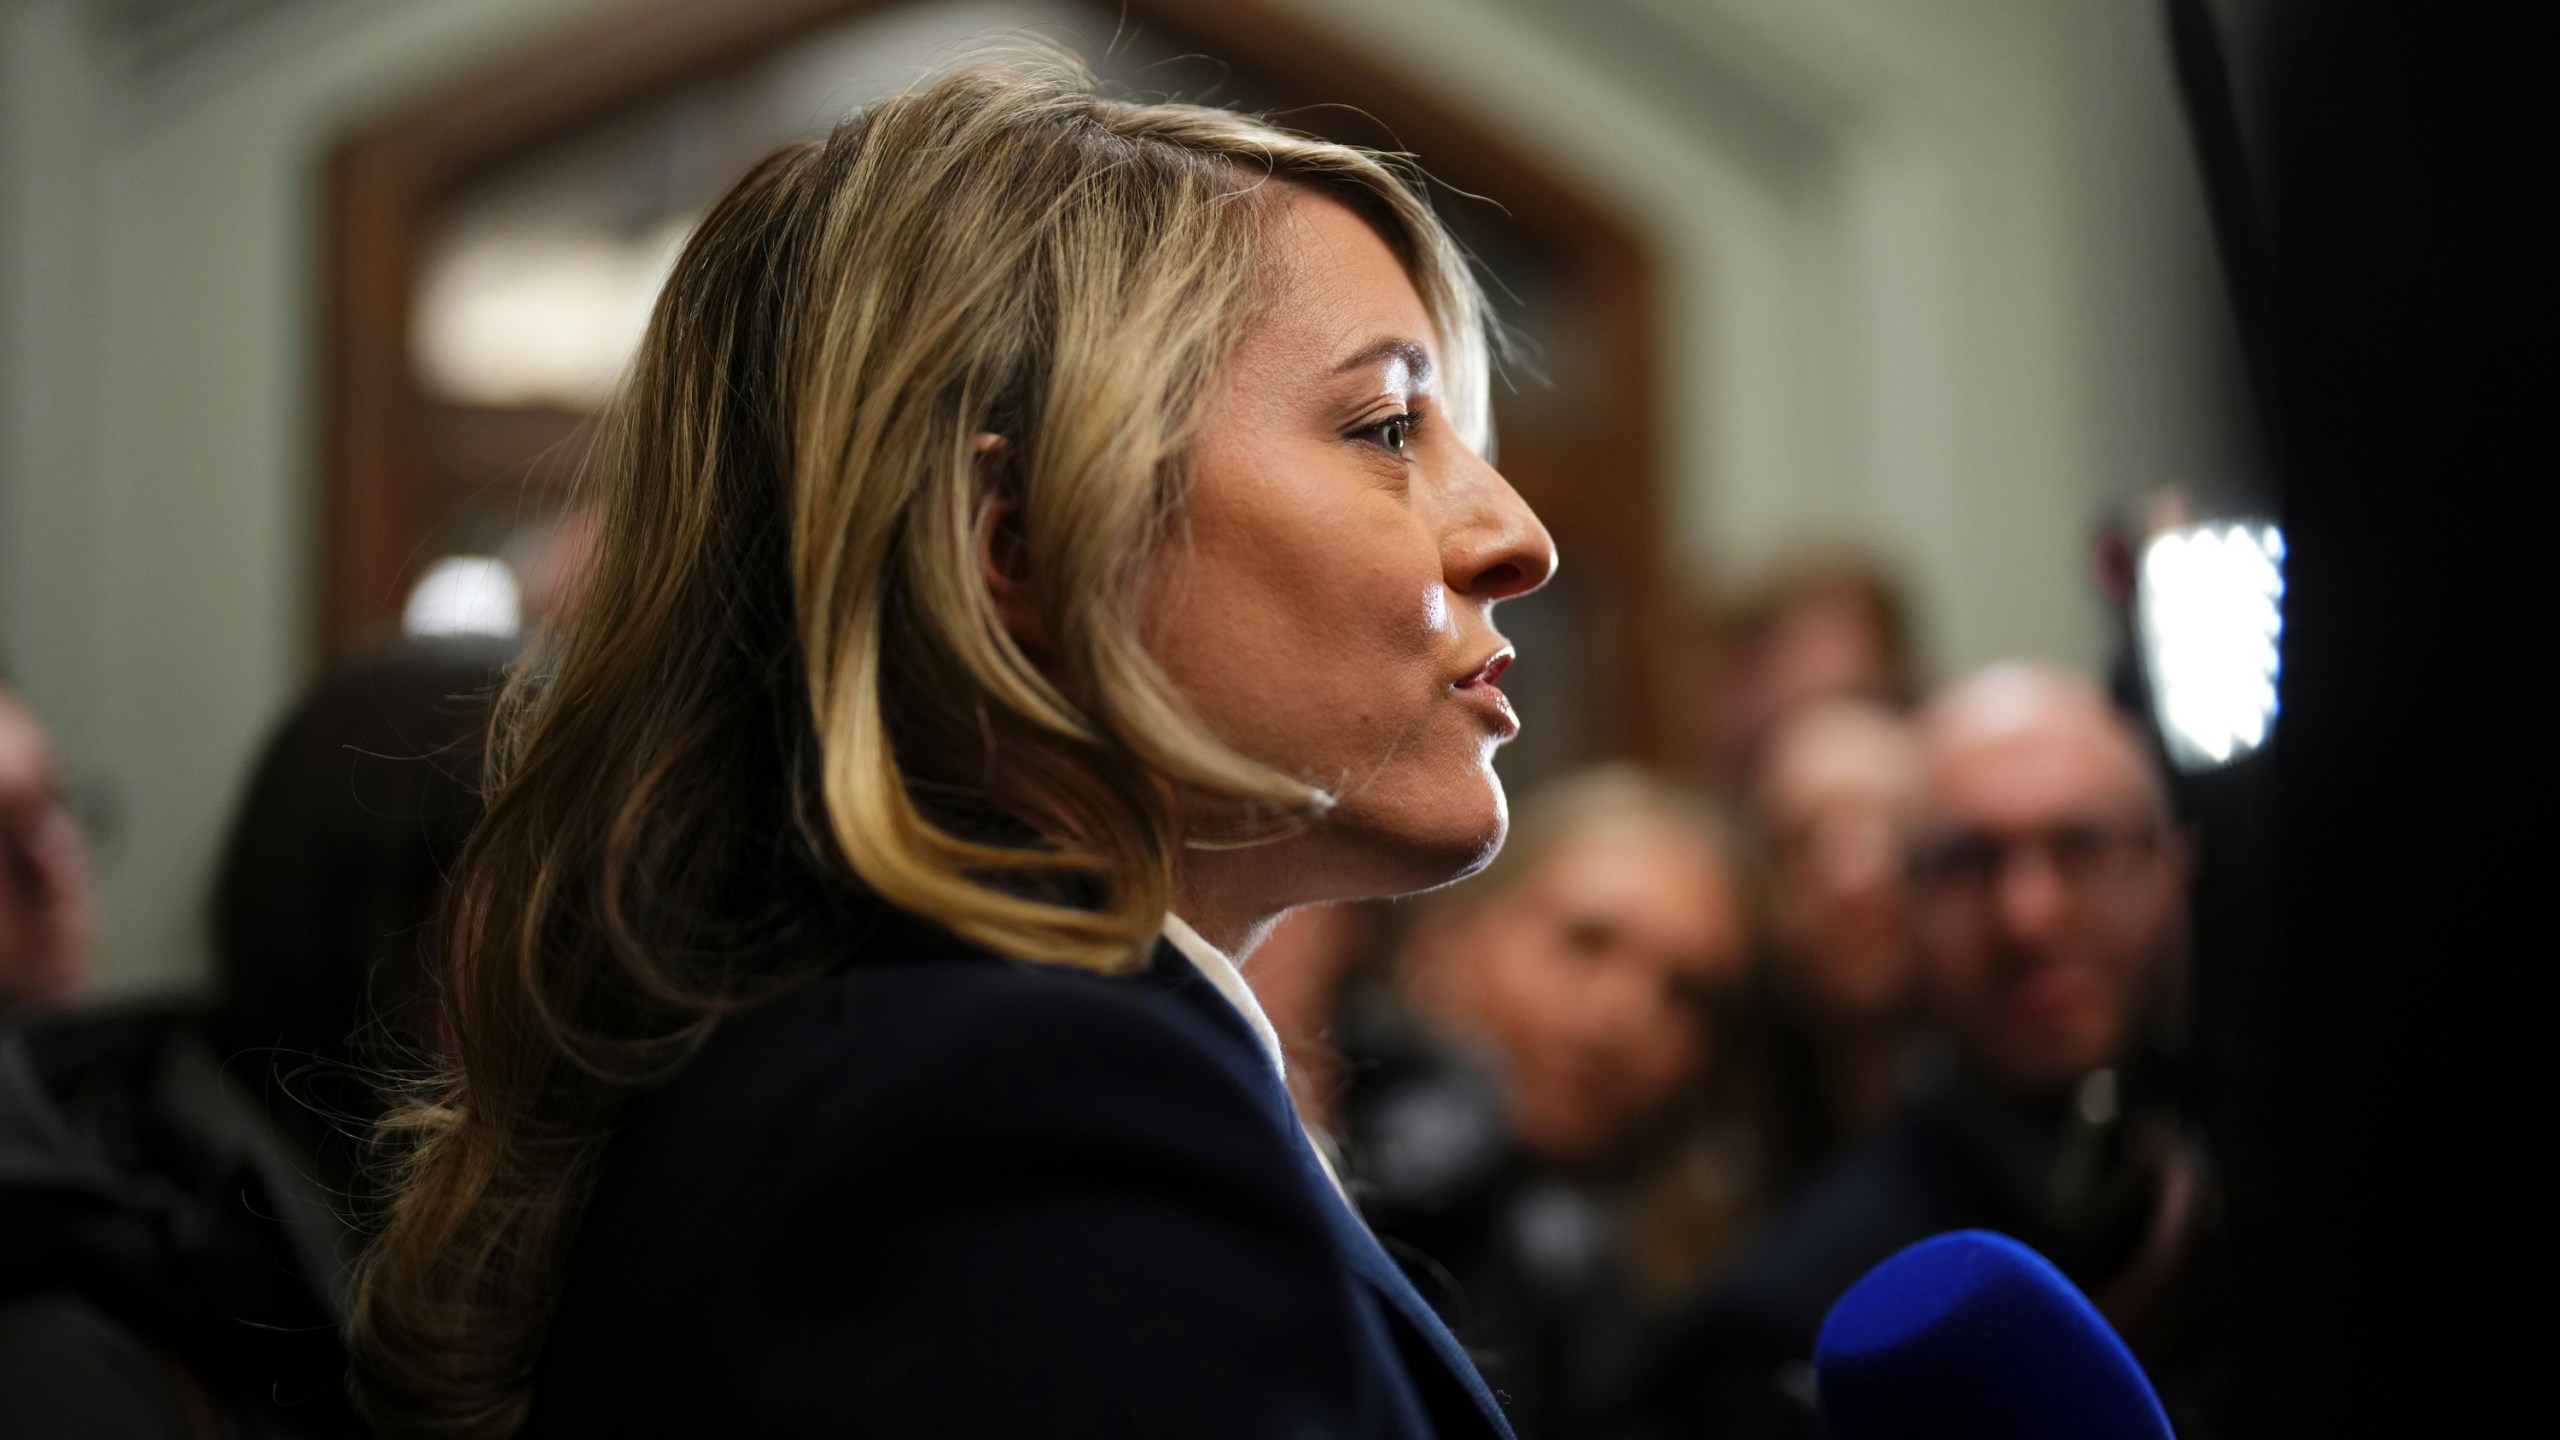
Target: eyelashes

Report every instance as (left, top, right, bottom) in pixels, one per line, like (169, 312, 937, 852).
(1349, 407, 1426, 459)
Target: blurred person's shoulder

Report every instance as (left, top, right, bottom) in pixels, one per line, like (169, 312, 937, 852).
(1699, 1114, 1951, 1338)
(1602, 1114, 1953, 1440)
(0, 1005, 359, 1436)
(1657, 1065, 2048, 1351)
(1332, 985, 1513, 1221)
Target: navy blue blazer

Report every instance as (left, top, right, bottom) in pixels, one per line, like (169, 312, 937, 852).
(523, 920, 1514, 1438)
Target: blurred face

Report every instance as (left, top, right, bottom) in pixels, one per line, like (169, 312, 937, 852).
(1907, 674, 2186, 1097)
(1414, 817, 1749, 1168)
(1691, 587, 1900, 790)
(0, 689, 94, 1010)
(1153, 193, 1554, 918)
(1757, 591, 1898, 726)
(1756, 701, 1920, 1026)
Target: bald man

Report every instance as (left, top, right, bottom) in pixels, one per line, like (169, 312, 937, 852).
(1618, 663, 2213, 1440)
(1903, 663, 2189, 1101)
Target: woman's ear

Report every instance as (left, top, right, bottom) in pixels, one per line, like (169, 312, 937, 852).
(972, 433, 1050, 654)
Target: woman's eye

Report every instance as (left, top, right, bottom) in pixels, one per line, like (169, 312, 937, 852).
(1359, 412, 1418, 458)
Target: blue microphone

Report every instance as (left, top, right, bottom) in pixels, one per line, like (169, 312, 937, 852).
(1814, 1229, 2173, 1440)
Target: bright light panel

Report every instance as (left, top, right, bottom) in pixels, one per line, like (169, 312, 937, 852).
(2136, 521, 2284, 772)
(404, 555, 522, 640)
(412, 217, 692, 409)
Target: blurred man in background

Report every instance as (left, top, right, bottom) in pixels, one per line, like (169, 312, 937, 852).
(1338, 766, 1758, 1438)
(1742, 697, 1925, 1198)
(1618, 662, 2213, 1440)
(1902, 665, 2189, 1104)
(0, 684, 96, 1015)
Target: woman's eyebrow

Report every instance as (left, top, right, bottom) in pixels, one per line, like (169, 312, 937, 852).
(1332, 338, 1435, 387)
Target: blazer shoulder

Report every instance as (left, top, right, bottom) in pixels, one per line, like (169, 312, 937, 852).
(536, 938, 1413, 1438)
(598, 936, 1298, 1230)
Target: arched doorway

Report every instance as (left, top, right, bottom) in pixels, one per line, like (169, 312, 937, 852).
(321, 0, 1666, 777)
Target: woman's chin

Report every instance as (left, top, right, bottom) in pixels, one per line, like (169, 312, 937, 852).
(1334, 790, 1510, 897)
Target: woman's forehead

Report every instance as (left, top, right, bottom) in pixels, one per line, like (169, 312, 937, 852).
(1257, 192, 1440, 376)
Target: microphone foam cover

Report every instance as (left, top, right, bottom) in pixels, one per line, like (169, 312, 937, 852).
(1814, 1229, 2173, 1440)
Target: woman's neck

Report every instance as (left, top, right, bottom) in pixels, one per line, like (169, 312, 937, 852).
(1173, 842, 1323, 959)
(1167, 883, 1280, 960)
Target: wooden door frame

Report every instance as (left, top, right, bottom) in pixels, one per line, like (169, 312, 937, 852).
(321, 0, 1666, 755)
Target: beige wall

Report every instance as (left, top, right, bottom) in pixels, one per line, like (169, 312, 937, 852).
(0, 0, 2238, 994)
(0, 0, 626, 994)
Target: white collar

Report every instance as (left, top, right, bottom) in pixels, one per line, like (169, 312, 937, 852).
(1161, 913, 1350, 1201)
(1160, 913, 1286, 1083)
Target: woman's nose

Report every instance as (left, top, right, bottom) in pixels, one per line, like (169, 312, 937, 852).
(1446, 456, 1556, 603)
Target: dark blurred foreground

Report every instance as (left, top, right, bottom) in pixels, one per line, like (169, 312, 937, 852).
(2, 640, 508, 1437)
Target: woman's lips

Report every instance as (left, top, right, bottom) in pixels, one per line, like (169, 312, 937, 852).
(1456, 650, 1519, 737)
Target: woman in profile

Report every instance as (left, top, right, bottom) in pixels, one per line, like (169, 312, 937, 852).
(350, 53, 1552, 1440)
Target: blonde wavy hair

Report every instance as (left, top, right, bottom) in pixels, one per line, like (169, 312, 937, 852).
(348, 50, 1491, 1439)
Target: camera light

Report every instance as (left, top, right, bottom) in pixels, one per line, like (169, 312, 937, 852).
(403, 555, 522, 640)
(2136, 521, 2284, 772)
